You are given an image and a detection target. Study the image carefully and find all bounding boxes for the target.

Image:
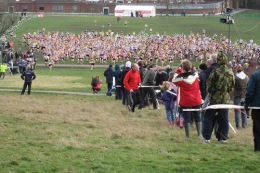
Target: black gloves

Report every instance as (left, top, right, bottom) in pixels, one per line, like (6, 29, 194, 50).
(244, 104, 250, 118)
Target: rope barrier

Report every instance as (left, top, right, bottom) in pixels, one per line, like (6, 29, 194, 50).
(115, 85, 160, 88)
(182, 104, 260, 111)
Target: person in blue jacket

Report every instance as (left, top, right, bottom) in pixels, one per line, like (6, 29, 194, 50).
(161, 81, 177, 127)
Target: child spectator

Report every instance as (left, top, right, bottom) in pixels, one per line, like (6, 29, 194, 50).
(91, 76, 102, 93)
(161, 81, 177, 127)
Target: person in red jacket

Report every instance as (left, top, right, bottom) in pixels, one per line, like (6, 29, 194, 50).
(123, 63, 141, 112)
(91, 76, 102, 93)
(172, 59, 202, 137)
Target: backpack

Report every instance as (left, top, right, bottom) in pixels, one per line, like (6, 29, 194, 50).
(91, 77, 98, 86)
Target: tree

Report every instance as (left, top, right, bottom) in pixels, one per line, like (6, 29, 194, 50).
(0, 0, 19, 35)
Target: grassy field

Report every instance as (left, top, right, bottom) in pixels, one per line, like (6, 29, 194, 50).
(0, 67, 104, 92)
(0, 9, 260, 173)
(0, 92, 259, 173)
(0, 66, 260, 172)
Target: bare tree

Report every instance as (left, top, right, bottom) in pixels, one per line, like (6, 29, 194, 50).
(0, 0, 9, 13)
(0, 0, 18, 35)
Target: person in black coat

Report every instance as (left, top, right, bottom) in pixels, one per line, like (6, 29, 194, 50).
(205, 54, 218, 80)
(121, 61, 131, 105)
(199, 63, 207, 100)
(155, 68, 169, 86)
(21, 66, 36, 95)
(104, 64, 114, 96)
(245, 66, 260, 152)
(113, 64, 122, 99)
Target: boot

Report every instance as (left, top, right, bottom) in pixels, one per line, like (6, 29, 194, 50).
(179, 118, 184, 129)
(175, 117, 179, 126)
(196, 122, 202, 136)
(184, 123, 190, 138)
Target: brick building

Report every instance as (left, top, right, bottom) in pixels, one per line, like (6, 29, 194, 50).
(8, 0, 239, 15)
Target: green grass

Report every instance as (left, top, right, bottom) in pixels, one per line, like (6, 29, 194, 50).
(0, 67, 107, 92)
(0, 92, 259, 173)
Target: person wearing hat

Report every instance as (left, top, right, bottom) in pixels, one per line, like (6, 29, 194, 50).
(199, 63, 208, 100)
(104, 64, 114, 96)
(113, 64, 122, 100)
(121, 61, 132, 105)
(202, 51, 235, 143)
(233, 64, 249, 129)
(21, 65, 36, 95)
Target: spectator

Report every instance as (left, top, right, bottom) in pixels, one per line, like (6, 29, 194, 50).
(18, 58, 25, 74)
(161, 81, 177, 127)
(123, 63, 141, 112)
(121, 61, 132, 105)
(21, 65, 36, 95)
(0, 63, 8, 79)
(155, 68, 169, 86)
(138, 64, 158, 110)
(104, 64, 114, 96)
(113, 64, 122, 100)
(244, 63, 260, 152)
(8, 58, 14, 75)
(91, 76, 102, 93)
(205, 54, 218, 80)
(233, 64, 249, 129)
(165, 65, 172, 75)
(202, 52, 235, 143)
(172, 59, 202, 137)
(198, 63, 208, 100)
(6, 49, 14, 63)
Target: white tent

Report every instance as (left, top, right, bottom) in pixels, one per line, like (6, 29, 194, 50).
(115, 5, 156, 17)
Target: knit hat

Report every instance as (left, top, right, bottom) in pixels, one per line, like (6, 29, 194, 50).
(199, 63, 207, 71)
(109, 64, 113, 68)
(125, 61, 131, 68)
(217, 51, 228, 65)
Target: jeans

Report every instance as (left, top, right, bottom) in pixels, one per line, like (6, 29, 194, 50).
(106, 83, 113, 96)
(166, 108, 176, 123)
(233, 97, 247, 129)
(180, 105, 201, 124)
(127, 90, 141, 112)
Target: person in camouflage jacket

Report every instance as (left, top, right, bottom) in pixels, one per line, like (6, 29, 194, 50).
(202, 51, 235, 143)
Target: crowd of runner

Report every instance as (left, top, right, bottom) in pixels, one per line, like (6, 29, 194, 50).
(15, 28, 260, 72)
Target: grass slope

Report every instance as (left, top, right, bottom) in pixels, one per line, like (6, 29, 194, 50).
(0, 92, 259, 172)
